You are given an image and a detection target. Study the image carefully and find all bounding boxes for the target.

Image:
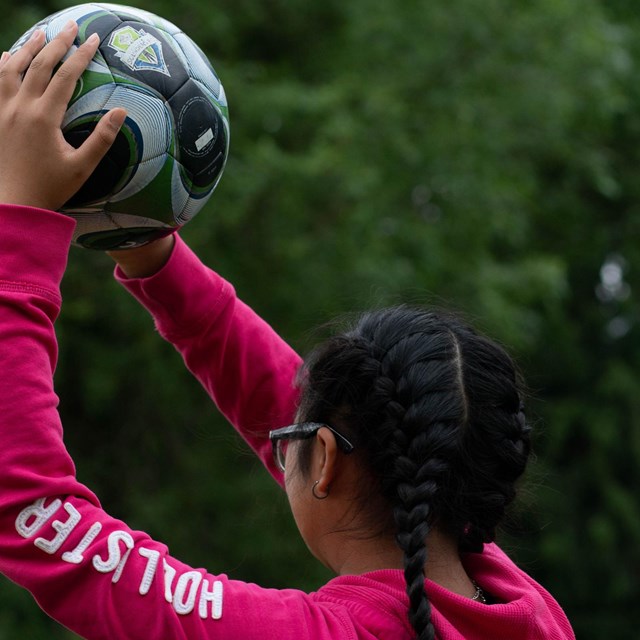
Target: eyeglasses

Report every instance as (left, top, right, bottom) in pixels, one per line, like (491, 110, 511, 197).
(268, 422, 355, 473)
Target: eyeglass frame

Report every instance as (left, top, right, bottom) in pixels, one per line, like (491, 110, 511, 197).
(268, 422, 355, 473)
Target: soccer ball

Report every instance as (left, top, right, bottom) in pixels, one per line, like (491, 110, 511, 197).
(10, 3, 229, 250)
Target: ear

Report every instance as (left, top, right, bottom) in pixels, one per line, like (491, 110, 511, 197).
(311, 427, 339, 498)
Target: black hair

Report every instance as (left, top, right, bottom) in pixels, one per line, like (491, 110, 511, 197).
(295, 306, 531, 640)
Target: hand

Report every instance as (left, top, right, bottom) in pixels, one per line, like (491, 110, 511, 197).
(0, 21, 127, 211)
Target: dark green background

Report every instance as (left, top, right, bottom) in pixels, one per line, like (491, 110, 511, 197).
(1, 0, 639, 637)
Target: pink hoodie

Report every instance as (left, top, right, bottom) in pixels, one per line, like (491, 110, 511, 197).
(0, 203, 575, 640)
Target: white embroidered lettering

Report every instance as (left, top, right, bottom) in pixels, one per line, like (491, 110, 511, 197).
(163, 559, 176, 603)
(62, 522, 103, 564)
(199, 578, 224, 619)
(212, 581, 223, 619)
(138, 547, 160, 595)
(15, 497, 61, 539)
(92, 531, 134, 583)
(34, 502, 81, 555)
(173, 571, 202, 615)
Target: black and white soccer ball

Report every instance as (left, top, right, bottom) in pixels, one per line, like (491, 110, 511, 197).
(11, 3, 230, 250)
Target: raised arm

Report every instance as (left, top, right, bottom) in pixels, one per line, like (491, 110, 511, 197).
(110, 237, 303, 484)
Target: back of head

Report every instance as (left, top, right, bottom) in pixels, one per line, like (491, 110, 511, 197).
(296, 306, 531, 640)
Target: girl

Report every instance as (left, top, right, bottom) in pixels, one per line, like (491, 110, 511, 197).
(0, 24, 575, 639)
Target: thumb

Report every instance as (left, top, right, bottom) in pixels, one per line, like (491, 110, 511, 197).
(75, 108, 127, 171)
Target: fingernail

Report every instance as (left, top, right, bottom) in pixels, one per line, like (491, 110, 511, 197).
(108, 109, 127, 130)
(64, 20, 77, 33)
(86, 33, 100, 46)
(29, 29, 44, 42)
(0, 52, 10, 64)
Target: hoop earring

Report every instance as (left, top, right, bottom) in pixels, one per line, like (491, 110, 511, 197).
(312, 480, 329, 500)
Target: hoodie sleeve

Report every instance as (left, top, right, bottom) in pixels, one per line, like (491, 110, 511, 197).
(0, 204, 351, 640)
(114, 235, 303, 486)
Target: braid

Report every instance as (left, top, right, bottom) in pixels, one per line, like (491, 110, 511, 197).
(296, 306, 532, 639)
(391, 430, 443, 640)
(453, 329, 531, 552)
(362, 320, 466, 640)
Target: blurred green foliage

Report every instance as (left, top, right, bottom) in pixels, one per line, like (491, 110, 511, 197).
(1, 0, 639, 638)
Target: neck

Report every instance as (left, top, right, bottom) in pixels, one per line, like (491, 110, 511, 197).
(325, 528, 478, 599)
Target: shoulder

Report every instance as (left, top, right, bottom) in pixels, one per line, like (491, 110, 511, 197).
(314, 571, 412, 639)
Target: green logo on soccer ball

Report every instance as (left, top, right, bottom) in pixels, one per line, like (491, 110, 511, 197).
(108, 26, 170, 76)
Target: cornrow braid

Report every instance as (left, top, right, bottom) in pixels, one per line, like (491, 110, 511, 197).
(296, 306, 531, 639)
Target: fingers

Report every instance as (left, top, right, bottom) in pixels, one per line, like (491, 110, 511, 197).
(21, 20, 79, 97)
(0, 30, 44, 96)
(0, 52, 11, 68)
(3, 29, 45, 76)
(44, 33, 101, 120)
(72, 108, 127, 176)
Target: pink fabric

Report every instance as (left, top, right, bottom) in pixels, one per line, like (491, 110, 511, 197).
(0, 203, 575, 639)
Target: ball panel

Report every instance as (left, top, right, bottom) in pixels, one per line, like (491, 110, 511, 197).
(75, 7, 123, 45)
(47, 5, 110, 40)
(172, 33, 224, 100)
(63, 84, 117, 129)
(76, 227, 175, 250)
(170, 156, 224, 227)
(92, 3, 179, 32)
(176, 200, 203, 227)
(70, 51, 115, 102)
(189, 78, 230, 190)
(105, 154, 185, 227)
(70, 210, 174, 250)
(101, 84, 173, 162)
(98, 21, 189, 98)
(170, 159, 195, 225)
(168, 80, 227, 187)
(107, 154, 168, 206)
(177, 182, 213, 226)
(96, 3, 183, 35)
(93, 3, 158, 23)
